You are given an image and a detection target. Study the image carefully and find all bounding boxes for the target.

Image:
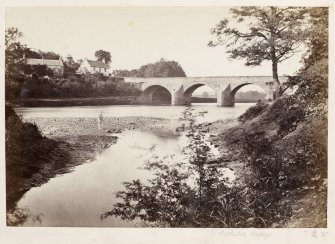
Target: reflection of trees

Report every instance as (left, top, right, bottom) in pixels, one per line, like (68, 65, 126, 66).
(152, 89, 171, 104)
(235, 90, 266, 102)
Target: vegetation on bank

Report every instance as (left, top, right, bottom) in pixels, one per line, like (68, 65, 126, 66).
(6, 72, 141, 100)
(5, 106, 119, 224)
(5, 106, 60, 211)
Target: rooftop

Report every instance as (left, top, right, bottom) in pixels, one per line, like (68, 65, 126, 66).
(86, 59, 109, 69)
(26, 58, 63, 67)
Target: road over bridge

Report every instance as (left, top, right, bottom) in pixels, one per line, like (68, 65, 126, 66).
(124, 76, 288, 107)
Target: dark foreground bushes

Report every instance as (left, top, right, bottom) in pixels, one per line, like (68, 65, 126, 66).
(223, 95, 327, 227)
(238, 101, 269, 122)
(5, 106, 59, 210)
(7, 73, 142, 99)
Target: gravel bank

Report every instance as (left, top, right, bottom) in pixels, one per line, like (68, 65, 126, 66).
(23, 116, 180, 138)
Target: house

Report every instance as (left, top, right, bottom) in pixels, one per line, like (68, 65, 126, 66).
(25, 57, 64, 74)
(76, 58, 110, 75)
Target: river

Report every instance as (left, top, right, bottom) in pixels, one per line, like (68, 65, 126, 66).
(11, 103, 253, 227)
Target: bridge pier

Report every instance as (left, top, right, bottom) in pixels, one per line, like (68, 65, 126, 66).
(217, 84, 235, 107)
(171, 85, 186, 105)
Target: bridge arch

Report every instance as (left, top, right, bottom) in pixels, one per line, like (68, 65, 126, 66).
(183, 82, 218, 105)
(142, 85, 172, 105)
(230, 82, 270, 103)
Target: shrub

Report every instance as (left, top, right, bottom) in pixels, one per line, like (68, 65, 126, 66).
(238, 102, 268, 122)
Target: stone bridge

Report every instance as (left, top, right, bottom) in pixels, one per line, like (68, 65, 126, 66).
(124, 76, 288, 107)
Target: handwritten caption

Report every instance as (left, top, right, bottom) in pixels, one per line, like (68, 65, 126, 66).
(220, 230, 271, 239)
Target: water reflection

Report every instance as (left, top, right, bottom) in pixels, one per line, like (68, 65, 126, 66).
(14, 130, 190, 226)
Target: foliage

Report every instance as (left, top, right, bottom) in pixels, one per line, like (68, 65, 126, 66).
(112, 69, 140, 77)
(5, 27, 26, 81)
(5, 106, 59, 210)
(18, 74, 141, 98)
(239, 114, 327, 225)
(21, 64, 55, 77)
(285, 8, 328, 114)
(208, 7, 311, 96)
(95, 49, 112, 64)
(235, 90, 266, 102)
(238, 101, 269, 122)
(63, 55, 81, 75)
(113, 58, 186, 78)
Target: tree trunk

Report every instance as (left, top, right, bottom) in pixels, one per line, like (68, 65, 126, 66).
(272, 59, 282, 99)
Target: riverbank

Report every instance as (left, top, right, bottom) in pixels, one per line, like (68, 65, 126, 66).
(23, 116, 178, 137)
(8, 96, 141, 107)
(6, 115, 178, 221)
(201, 101, 327, 228)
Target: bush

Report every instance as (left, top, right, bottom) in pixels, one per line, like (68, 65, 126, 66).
(238, 102, 268, 122)
(5, 105, 58, 210)
(17, 74, 141, 98)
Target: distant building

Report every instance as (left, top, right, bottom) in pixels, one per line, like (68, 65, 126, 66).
(25, 57, 64, 74)
(76, 58, 110, 75)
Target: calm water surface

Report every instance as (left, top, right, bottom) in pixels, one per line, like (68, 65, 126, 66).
(12, 103, 253, 226)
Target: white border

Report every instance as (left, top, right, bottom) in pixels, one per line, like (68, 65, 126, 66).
(0, 0, 334, 243)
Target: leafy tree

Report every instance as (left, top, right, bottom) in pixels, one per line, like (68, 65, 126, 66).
(95, 50, 112, 64)
(38, 50, 60, 60)
(63, 55, 81, 74)
(113, 58, 186, 78)
(286, 8, 328, 112)
(24, 49, 42, 59)
(140, 58, 186, 77)
(112, 69, 140, 77)
(208, 7, 309, 98)
(5, 27, 26, 79)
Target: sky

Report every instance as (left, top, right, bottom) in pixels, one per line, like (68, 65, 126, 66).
(5, 7, 306, 78)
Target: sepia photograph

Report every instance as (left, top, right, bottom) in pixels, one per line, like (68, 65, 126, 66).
(1, 0, 331, 237)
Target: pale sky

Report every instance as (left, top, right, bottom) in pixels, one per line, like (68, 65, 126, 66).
(6, 6, 305, 79)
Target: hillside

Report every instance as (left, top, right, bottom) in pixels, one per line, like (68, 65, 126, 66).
(207, 97, 327, 227)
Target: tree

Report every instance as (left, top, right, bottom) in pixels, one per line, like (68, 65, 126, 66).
(38, 50, 60, 60)
(63, 55, 81, 74)
(5, 27, 26, 79)
(208, 7, 309, 98)
(112, 69, 139, 77)
(140, 58, 186, 77)
(286, 7, 328, 112)
(113, 58, 186, 78)
(95, 50, 111, 64)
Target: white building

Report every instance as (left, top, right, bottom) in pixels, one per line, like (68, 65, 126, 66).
(76, 58, 110, 75)
(26, 57, 64, 74)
